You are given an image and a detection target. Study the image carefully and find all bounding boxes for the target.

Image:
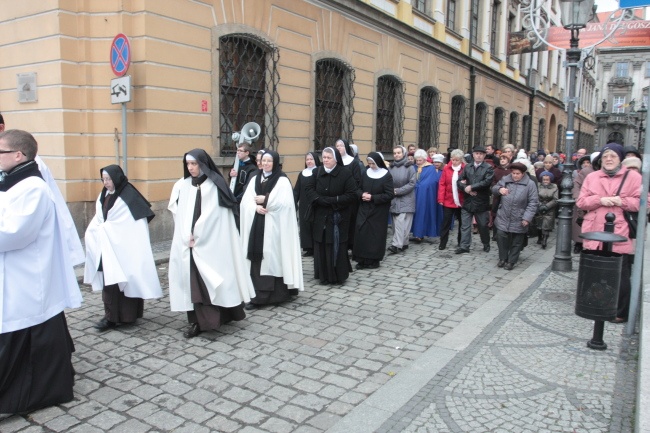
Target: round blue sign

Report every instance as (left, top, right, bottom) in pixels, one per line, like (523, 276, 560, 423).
(110, 34, 131, 77)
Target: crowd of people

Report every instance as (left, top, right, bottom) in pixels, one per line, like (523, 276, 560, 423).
(0, 110, 643, 414)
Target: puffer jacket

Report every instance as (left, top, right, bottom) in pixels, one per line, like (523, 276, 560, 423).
(536, 183, 558, 231)
(577, 166, 641, 254)
(457, 161, 494, 212)
(492, 173, 539, 233)
(389, 157, 416, 213)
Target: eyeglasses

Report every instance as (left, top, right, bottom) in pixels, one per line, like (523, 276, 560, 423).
(236, 149, 248, 153)
(0, 149, 18, 154)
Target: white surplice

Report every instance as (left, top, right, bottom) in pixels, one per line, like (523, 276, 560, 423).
(83, 195, 163, 299)
(239, 176, 304, 290)
(168, 177, 255, 311)
(0, 177, 82, 334)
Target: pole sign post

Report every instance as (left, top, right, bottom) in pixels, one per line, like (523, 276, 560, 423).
(110, 33, 131, 175)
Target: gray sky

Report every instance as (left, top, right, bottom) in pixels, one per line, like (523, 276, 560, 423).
(597, 0, 619, 12)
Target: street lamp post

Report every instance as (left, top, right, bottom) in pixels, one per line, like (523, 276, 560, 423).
(552, 0, 596, 271)
(638, 103, 647, 152)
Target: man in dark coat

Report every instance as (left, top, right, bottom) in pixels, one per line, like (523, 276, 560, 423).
(456, 146, 494, 254)
(229, 143, 258, 202)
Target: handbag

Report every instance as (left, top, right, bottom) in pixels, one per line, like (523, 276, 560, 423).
(615, 170, 639, 239)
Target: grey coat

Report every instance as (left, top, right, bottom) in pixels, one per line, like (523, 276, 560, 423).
(492, 173, 539, 234)
(389, 158, 416, 213)
(536, 183, 558, 231)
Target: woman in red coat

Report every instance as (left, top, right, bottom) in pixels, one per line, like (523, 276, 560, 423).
(577, 143, 641, 323)
(437, 149, 465, 250)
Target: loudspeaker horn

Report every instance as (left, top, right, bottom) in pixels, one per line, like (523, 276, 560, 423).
(239, 122, 261, 144)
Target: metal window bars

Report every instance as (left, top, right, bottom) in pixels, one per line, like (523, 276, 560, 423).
(522, 115, 532, 151)
(509, 112, 519, 146)
(219, 34, 280, 155)
(314, 59, 355, 151)
(557, 124, 564, 153)
(537, 118, 546, 150)
(493, 107, 505, 148)
(418, 87, 441, 149)
(376, 75, 405, 153)
(474, 102, 488, 147)
(450, 95, 466, 150)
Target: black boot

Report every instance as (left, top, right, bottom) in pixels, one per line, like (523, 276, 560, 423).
(542, 234, 548, 249)
(537, 233, 543, 245)
(573, 242, 583, 254)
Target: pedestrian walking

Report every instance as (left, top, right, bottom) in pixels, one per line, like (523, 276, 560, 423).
(294, 151, 321, 257)
(388, 145, 416, 254)
(437, 149, 465, 250)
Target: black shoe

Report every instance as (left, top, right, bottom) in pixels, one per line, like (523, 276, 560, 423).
(355, 263, 366, 270)
(95, 318, 116, 332)
(387, 246, 399, 254)
(455, 248, 469, 254)
(497, 260, 506, 268)
(438, 244, 446, 250)
(183, 323, 201, 338)
(244, 303, 257, 311)
(302, 250, 314, 257)
(400, 245, 408, 251)
(574, 243, 583, 254)
(483, 244, 490, 252)
(504, 262, 515, 270)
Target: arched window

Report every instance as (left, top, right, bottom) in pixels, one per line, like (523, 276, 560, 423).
(219, 34, 279, 154)
(450, 95, 467, 150)
(474, 102, 488, 147)
(508, 111, 519, 147)
(418, 87, 441, 149)
(314, 59, 355, 151)
(493, 107, 505, 148)
(376, 75, 405, 153)
(537, 118, 546, 150)
(522, 115, 532, 151)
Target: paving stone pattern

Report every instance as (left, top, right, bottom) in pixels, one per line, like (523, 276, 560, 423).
(0, 237, 637, 432)
(377, 258, 638, 433)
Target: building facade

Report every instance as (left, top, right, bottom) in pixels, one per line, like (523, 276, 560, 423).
(0, 0, 595, 239)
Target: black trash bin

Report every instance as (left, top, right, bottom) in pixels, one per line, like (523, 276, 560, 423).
(575, 250, 622, 321)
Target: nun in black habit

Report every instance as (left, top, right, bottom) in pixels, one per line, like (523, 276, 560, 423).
(305, 147, 357, 284)
(293, 151, 321, 257)
(335, 139, 363, 249)
(353, 152, 395, 269)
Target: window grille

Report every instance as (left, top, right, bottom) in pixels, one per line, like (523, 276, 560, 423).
(314, 59, 355, 151)
(474, 102, 488, 147)
(447, 0, 456, 31)
(376, 75, 405, 153)
(219, 34, 280, 155)
(509, 112, 519, 147)
(557, 124, 564, 153)
(522, 115, 532, 150)
(493, 107, 505, 148)
(418, 87, 441, 149)
(537, 118, 546, 150)
(450, 95, 466, 150)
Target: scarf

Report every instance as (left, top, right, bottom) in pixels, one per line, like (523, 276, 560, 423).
(247, 151, 286, 262)
(0, 160, 42, 192)
(603, 165, 622, 177)
(451, 163, 462, 207)
(99, 164, 155, 222)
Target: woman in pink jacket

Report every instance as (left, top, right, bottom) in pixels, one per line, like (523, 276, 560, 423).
(577, 143, 641, 323)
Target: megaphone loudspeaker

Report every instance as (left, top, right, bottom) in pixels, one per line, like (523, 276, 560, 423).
(240, 122, 261, 144)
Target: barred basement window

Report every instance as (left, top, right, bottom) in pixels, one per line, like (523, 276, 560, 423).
(493, 107, 505, 148)
(509, 112, 519, 146)
(314, 59, 355, 151)
(418, 87, 441, 149)
(522, 115, 532, 150)
(474, 102, 488, 147)
(450, 95, 466, 150)
(219, 34, 280, 155)
(537, 118, 546, 150)
(557, 124, 564, 152)
(376, 75, 405, 153)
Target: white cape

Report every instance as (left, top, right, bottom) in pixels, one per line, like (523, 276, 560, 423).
(36, 156, 85, 265)
(0, 177, 82, 334)
(168, 177, 255, 311)
(239, 176, 304, 290)
(83, 195, 162, 299)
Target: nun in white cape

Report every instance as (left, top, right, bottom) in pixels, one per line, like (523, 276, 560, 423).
(239, 150, 303, 309)
(84, 165, 162, 330)
(168, 149, 255, 338)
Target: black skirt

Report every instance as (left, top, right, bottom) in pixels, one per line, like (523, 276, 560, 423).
(0, 312, 75, 414)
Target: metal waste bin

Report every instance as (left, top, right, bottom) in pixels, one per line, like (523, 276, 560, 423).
(575, 250, 621, 321)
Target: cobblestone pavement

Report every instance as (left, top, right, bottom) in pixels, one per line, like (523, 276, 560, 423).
(0, 236, 638, 432)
